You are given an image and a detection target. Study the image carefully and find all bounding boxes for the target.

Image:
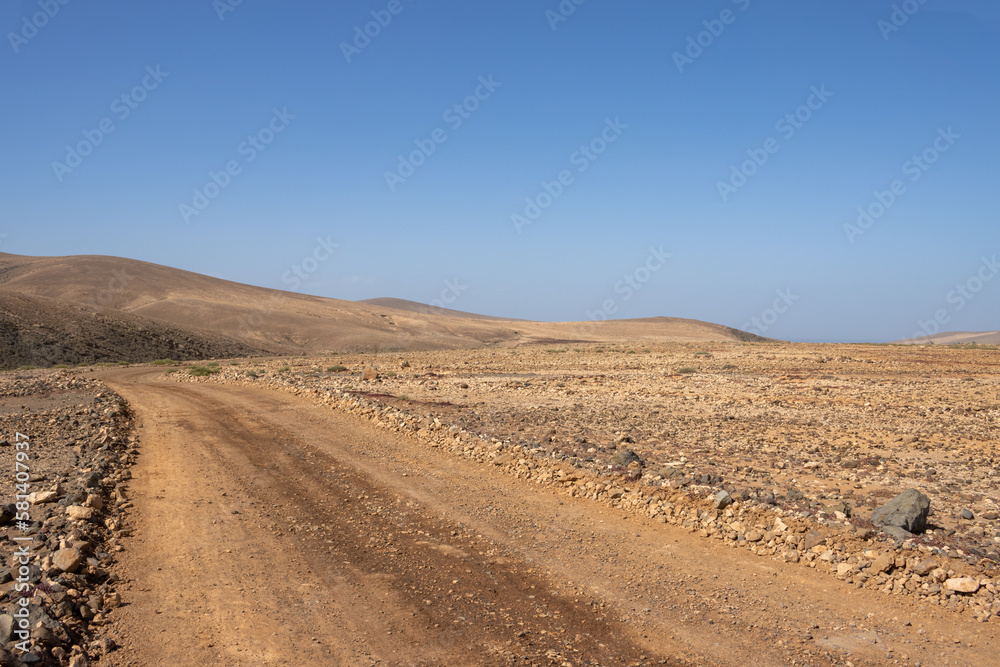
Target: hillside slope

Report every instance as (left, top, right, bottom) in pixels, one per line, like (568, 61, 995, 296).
(0, 291, 262, 368)
(0, 252, 766, 364)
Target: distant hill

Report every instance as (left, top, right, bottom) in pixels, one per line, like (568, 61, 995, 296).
(891, 331, 1000, 346)
(0, 252, 768, 367)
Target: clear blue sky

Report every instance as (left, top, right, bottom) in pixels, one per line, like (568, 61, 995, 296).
(2, 0, 998, 343)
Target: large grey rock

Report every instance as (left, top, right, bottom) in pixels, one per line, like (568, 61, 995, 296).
(872, 489, 930, 534)
(881, 525, 914, 542)
(714, 491, 733, 509)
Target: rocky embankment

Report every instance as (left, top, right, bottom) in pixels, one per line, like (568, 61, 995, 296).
(172, 342, 1000, 626)
(0, 371, 137, 666)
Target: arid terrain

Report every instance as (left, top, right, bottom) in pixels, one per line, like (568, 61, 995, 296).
(2, 254, 999, 665)
(2, 341, 998, 666)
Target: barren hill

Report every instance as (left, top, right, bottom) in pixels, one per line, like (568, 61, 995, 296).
(0, 252, 765, 366)
(0, 291, 261, 368)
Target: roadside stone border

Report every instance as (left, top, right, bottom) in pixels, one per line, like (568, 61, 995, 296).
(0, 374, 137, 666)
(178, 371, 999, 624)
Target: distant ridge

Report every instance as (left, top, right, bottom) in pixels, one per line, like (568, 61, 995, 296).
(359, 298, 525, 321)
(891, 330, 1000, 346)
(0, 252, 769, 367)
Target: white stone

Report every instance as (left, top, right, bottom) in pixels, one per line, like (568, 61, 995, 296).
(944, 577, 980, 593)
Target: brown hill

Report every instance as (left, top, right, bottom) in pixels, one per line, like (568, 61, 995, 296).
(0, 291, 262, 369)
(0, 252, 766, 365)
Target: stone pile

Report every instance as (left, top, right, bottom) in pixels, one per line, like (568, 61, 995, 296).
(0, 373, 137, 666)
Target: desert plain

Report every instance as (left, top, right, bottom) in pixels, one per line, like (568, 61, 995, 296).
(3, 339, 998, 666)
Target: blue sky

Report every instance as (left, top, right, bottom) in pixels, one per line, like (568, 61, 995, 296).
(1, 0, 998, 343)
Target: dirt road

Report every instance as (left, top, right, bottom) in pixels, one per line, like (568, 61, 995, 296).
(95, 368, 996, 666)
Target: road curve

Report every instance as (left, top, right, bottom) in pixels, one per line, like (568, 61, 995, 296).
(94, 368, 996, 666)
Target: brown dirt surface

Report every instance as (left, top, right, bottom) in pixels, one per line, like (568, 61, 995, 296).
(78, 345, 998, 666)
(4, 340, 1000, 665)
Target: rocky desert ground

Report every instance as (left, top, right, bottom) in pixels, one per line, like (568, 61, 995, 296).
(1, 341, 999, 665)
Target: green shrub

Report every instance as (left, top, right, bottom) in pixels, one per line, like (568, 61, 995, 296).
(327, 365, 348, 372)
(678, 366, 697, 374)
(277, 366, 291, 373)
(51, 364, 71, 369)
(189, 366, 218, 377)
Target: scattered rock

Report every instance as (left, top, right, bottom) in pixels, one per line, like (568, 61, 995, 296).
(944, 577, 980, 594)
(28, 490, 60, 504)
(802, 529, 826, 551)
(0, 614, 13, 643)
(611, 449, 641, 467)
(870, 552, 894, 574)
(362, 366, 378, 380)
(714, 491, 733, 509)
(659, 466, 685, 480)
(66, 505, 95, 521)
(825, 501, 851, 517)
(961, 509, 974, 520)
(52, 548, 83, 573)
